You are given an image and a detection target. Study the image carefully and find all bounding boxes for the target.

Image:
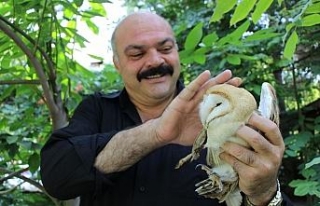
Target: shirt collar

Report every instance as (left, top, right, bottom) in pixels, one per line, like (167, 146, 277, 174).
(118, 79, 185, 108)
(100, 80, 185, 124)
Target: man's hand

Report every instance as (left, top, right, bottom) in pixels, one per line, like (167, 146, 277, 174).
(220, 113, 285, 205)
(95, 69, 241, 174)
(153, 69, 241, 146)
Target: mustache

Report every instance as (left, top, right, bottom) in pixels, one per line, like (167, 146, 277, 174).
(137, 64, 174, 82)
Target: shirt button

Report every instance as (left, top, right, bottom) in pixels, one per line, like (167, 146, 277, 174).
(139, 186, 146, 192)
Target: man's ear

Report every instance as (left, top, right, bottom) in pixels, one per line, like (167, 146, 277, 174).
(113, 55, 120, 72)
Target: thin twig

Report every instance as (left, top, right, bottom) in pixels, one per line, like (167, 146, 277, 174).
(0, 79, 41, 85)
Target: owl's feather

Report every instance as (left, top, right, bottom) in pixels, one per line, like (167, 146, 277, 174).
(176, 82, 279, 206)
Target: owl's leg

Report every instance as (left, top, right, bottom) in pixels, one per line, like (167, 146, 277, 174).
(175, 153, 193, 169)
(175, 128, 207, 169)
(195, 164, 223, 194)
(195, 164, 240, 202)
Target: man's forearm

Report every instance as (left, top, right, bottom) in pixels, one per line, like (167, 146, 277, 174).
(94, 119, 163, 173)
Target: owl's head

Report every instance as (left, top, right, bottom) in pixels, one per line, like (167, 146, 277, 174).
(199, 84, 257, 126)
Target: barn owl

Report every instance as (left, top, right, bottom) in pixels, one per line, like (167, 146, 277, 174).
(176, 82, 279, 206)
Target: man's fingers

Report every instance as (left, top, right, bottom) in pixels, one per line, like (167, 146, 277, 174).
(178, 70, 211, 101)
(193, 70, 234, 102)
(248, 113, 284, 148)
(227, 77, 242, 87)
(201, 70, 233, 90)
(222, 142, 258, 167)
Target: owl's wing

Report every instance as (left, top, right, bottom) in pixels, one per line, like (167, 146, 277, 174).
(258, 82, 280, 126)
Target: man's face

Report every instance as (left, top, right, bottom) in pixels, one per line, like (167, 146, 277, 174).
(113, 13, 181, 102)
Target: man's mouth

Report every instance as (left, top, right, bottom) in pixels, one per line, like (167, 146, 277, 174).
(137, 64, 174, 82)
(145, 74, 164, 79)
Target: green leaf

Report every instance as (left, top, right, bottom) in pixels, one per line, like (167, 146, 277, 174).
(0, 86, 15, 102)
(290, 180, 320, 196)
(230, 0, 257, 25)
(305, 157, 320, 169)
(218, 20, 250, 45)
(283, 31, 299, 59)
(226, 54, 241, 65)
(7, 144, 19, 158)
(6, 135, 19, 144)
(74, 0, 84, 7)
(193, 54, 206, 65)
(210, 0, 237, 22)
(85, 19, 100, 34)
(289, 180, 317, 196)
(285, 149, 298, 157)
(184, 22, 203, 50)
(202, 33, 219, 46)
(28, 153, 40, 174)
(236, 54, 260, 61)
(244, 28, 280, 41)
(89, 2, 107, 17)
(251, 0, 274, 24)
(179, 48, 193, 60)
(285, 23, 294, 32)
(305, 2, 320, 14)
(83, 9, 105, 17)
(301, 14, 320, 26)
(89, 0, 111, 3)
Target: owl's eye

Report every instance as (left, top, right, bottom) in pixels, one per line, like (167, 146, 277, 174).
(216, 102, 222, 107)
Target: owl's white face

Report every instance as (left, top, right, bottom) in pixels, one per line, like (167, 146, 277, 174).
(199, 93, 232, 126)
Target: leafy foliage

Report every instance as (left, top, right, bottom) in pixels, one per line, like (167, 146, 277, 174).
(0, 0, 120, 205)
(0, 0, 319, 205)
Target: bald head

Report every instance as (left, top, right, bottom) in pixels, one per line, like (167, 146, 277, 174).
(111, 12, 174, 58)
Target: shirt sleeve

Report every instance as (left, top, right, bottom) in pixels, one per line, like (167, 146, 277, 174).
(40, 94, 117, 200)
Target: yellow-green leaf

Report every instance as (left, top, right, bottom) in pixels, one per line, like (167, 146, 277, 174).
(284, 31, 299, 59)
(218, 20, 250, 45)
(286, 23, 294, 32)
(252, 0, 274, 24)
(184, 22, 203, 50)
(202, 33, 219, 46)
(226, 54, 241, 65)
(301, 14, 320, 27)
(193, 54, 206, 65)
(305, 2, 320, 14)
(230, 0, 257, 25)
(210, 0, 237, 22)
(244, 28, 280, 41)
(89, 0, 111, 2)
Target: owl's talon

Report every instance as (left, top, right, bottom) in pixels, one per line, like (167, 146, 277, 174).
(195, 164, 212, 174)
(195, 165, 224, 196)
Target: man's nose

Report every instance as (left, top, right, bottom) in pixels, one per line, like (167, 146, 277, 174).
(145, 49, 165, 68)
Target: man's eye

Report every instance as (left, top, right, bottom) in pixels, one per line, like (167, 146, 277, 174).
(129, 53, 143, 59)
(160, 46, 172, 53)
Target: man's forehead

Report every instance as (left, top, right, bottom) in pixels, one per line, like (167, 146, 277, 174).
(124, 38, 176, 53)
(120, 12, 168, 27)
(116, 12, 173, 38)
(116, 14, 173, 45)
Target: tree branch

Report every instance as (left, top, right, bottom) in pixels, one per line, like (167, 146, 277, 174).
(0, 15, 57, 83)
(0, 167, 29, 183)
(0, 79, 41, 85)
(0, 17, 68, 129)
(0, 167, 61, 206)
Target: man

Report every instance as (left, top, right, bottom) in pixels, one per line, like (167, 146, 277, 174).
(40, 12, 292, 206)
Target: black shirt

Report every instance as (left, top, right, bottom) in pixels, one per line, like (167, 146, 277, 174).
(40, 83, 293, 206)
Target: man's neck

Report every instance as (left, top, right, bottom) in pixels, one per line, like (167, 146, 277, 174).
(130, 93, 176, 123)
